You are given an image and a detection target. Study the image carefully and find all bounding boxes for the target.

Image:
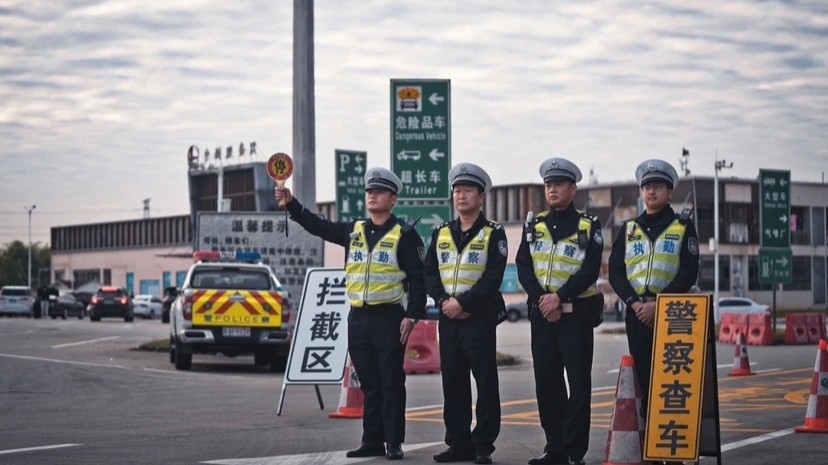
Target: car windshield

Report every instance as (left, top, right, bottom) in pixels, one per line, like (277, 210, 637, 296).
(1, 288, 29, 296)
(191, 269, 272, 290)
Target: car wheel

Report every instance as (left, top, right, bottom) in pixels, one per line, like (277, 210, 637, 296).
(269, 354, 287, 372)
(174, 350, 192, 371)
(254, 348, 271, 366)
(149, 310, 155, 320)
(90, 315, 100, 322)
(125, 312, 134, 322)
(51, 315, 57, 320)
(77, 313, 83, 320)
(62, 309, 68, 320)
(162, 313, 169, 324)
(169, 337, 176, 364)
(507, 309, 521, 322)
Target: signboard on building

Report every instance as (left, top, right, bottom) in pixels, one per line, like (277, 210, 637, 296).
(284, 268, 350, 384)
(759, 169, 791, 248)
(196, 212, 324, 307)
(758, 247, 793, 284)
(392, 204, 452, 249)
(390, 79, 451, 200)
(335, 149, 367, 222)
(645, 294, 712, 463)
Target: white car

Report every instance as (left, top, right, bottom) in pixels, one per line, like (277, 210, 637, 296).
(0, 286, 34, 317)
(132, 294, 163, 319)
(716, 297, 769, 322)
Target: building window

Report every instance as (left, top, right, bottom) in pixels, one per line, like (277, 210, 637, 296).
(699, 255, 730, 292)
(103, 269, 112, 285)
(790, 206, 810, 245)
(782, 256, 811, 291)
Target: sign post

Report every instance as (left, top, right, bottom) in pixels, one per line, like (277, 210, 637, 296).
(758, 169, 792, 333)
(335, 149, 367, 222)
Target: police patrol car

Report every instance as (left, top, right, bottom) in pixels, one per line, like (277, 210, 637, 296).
(169, 251, 292, 371)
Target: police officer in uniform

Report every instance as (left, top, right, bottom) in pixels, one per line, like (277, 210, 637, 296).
(275, 167, 426, 461)
(608, 159, 700, 420)
(424, 163, 507, 465)
(516, 157, 602, 465)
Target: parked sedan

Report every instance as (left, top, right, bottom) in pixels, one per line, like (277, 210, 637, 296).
(505, 301, 529, 322)
(51, 293, 86, 319)
(716, 297, 769, 322)
(133, 294, 163, 319)
(0, 286, 34, 317)
(88, 287, 134, 322)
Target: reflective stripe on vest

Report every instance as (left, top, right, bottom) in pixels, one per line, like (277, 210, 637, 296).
(436, 225, 493, 296)
(624, 219, 687, 294)
(344, 221, 406, 306)
(530, 213, 596, 297)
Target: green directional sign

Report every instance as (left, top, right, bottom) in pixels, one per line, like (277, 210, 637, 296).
(390, 79, 450, 201)
(335, 149, 367, 222)
(393, 204, 452, 249)
(759, 169, 791, 248)
(758, 248, 793, 284)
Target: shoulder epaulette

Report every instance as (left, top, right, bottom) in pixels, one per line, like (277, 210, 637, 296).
(486, 220, 503, 230)
(533, 211, 548, 223)
(580, 212, 599, 222)
(435, 220, 451, 230)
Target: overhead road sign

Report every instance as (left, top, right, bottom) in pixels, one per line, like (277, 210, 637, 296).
(759, 169, 791, 248)
(390, 79, 451, 201)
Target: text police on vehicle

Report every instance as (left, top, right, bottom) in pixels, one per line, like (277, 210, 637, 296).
(169, 251, 293, 371)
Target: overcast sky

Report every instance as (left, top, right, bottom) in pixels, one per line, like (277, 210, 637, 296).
(1, 0, 827, 246)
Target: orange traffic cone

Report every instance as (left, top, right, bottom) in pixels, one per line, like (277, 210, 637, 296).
(728, 332, 754, 376)
(795, 339, 828, 433)
(603, 355, 645, 465)
(328, 358, 364, 419)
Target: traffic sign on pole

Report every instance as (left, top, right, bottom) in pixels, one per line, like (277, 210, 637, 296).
(758, 248, 793, 284)
(759, 169, 791, 248)
(390, 79, 451, 201)
(393, 204, 452, 249)
(335, 149, 367, 222)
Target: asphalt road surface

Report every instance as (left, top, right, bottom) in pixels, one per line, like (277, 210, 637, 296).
(0, 316, 825, 465)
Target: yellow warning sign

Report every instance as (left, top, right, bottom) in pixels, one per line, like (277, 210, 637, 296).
(644, 293, 711, 463)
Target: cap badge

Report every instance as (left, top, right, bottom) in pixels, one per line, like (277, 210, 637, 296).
(647, 162, 656, 172)
(371, 170, 381, 179)
(551, 159, 559, 168)
(459, 165, 468, 174)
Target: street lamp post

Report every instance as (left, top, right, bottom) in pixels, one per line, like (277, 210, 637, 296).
(24, 205, 36, 289)
(713, 157, 733, 320)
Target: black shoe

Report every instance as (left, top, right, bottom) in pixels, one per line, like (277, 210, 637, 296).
(346, 443, 386, 458)
(568, 458, 585, 465)
(434, 446, 475, 462)
(474, 445, 493, 464)
(386, 444, 404, 460)
(528, 451, 568, 465)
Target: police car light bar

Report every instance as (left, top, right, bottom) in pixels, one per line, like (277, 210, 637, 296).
(193, 251, 221, 263)
(235, 251, 262, 263)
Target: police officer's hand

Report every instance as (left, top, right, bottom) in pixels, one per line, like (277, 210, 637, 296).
(633, 301, 656, 328)
(274, 186, 294, 204)
(538, 293, 562, 323)
(441, 297, 471, 320)
(400, 318, 415, 345)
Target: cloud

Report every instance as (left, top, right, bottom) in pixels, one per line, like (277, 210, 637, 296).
(1, 0, 827, 245)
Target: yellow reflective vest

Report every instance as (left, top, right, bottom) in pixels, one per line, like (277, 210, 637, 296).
(344, 221, 406, 307)
(624, 219, 687, 295)
(531, 212, 596, 297)
(435, 223, 495, 296)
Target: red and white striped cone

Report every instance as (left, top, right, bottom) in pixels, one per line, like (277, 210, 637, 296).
(728, 332, 754, 376)
(603, 355, 645, 465)
(795, 339, 828, 433)
(328, 357, 364, 419)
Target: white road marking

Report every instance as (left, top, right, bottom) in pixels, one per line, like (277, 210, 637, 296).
(0, 352, 128, 370)
(0, 443, 81, 456)
(51, 336, 120, 348)
(753, 368, 781, 374)
(721, 427, 796, 452)
(200, 442, 443, 465)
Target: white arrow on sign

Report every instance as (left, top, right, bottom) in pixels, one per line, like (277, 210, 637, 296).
(780, 178, 788, 186)
(356, 199, 364, 211)
(397, 150, 421, 161)
(420, 213, 445, 228)
(776, 256, 789, 267)
(428, 92, 445, 106)
(429, 149, 445, 161)
(779, 214, 788, 224)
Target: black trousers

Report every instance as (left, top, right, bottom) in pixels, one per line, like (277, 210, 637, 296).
(530, 306, 594, 460)
(625, 306, 655, 414)
(438, 311, 501, 452)
(348, 305, 407, 446)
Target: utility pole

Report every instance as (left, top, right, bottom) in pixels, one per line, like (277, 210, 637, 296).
(293, 0, 316, 209)
(714, 154, 733, 320)
(24, 205, 36, 289)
